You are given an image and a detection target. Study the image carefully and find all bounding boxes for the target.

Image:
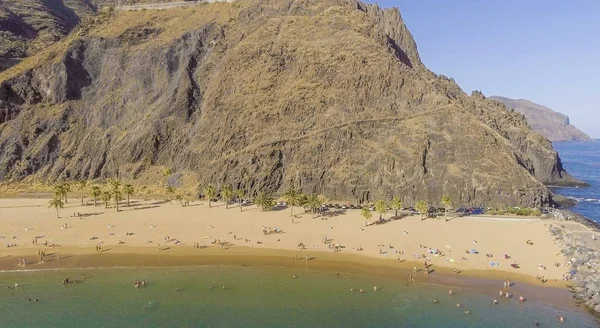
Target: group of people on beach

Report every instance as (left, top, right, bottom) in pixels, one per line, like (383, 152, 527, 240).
(262, 226, 282, 235)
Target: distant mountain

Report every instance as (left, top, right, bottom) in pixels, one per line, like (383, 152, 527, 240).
(490, 96, 591, 142)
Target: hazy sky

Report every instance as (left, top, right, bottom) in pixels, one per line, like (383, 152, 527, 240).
(365, 0, 599, 138)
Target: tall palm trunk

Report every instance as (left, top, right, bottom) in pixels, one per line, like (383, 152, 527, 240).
(239, 200, 243, 212)
(127, 195, 130, 206)
(56, 207, 59, 218)
(93, 197, 97, 207)
(116, 199, 119, 212)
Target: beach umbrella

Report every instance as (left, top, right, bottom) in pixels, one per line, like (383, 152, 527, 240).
(470, 249, 479, 254)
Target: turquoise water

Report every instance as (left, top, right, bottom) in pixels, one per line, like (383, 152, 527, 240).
(0, 266, 597, 327)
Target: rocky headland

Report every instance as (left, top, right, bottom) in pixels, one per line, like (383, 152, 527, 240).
(0, 0, 586, 206)
(490, 96, 591, 142)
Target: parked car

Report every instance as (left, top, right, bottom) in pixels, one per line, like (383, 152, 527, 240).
(470, 208, 485, 215)
(341, 205, 347, 209)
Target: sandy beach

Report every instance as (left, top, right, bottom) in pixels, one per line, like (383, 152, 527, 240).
(1, 197, 591, 287)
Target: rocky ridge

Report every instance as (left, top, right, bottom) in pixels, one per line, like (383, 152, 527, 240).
(0, 0, 585, 206)
(490, 96, 591, 142)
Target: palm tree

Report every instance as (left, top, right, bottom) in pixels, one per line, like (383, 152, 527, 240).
(283, 187, 301, 218)
(254, 192, 274, 211)
(77, 180, 87, 205)
(53, 184, 66, 203)
(305, 194, 321, 219)
(416, 200, 428, 221)
(165, 186, 175, 204)
(107, 178, 121, 190)
(235, 189, 245, 212)
(375, 200, 387, 221)
(204, 184, 217, 207)
(391, 196, 402, 218)
(62, 182, 71, 203)
(441, 195, 452, 220)
(101, 191, 111, 209)
(48, 196, 64, 218)
(123, 184, 134, 206)
(113, 189, 123, 211)
(91, 185, 101, 207)
(361, 207, 372, 227)
(221, 184, 233, 209)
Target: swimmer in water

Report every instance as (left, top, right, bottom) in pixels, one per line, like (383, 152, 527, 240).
(456, 303, 461, 307)
(493, 299, 499, 305)
(449, 289, 453, 295)
(464, 310, 471, 314)
(433, 298, 438, 304)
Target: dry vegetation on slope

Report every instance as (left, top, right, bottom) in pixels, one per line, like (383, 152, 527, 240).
(0, 0, 584, 206)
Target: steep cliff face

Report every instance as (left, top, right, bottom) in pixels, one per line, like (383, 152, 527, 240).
(0, 0, 584, 206)
(489, 96, 592, 142)
(0, 0, 100, 72)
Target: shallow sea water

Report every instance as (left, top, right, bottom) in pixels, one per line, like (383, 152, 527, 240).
(0, 266, 597, 327)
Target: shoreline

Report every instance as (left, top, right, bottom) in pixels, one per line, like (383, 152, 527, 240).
(0, 245, 585, 314)
(2, 196, 598, 320)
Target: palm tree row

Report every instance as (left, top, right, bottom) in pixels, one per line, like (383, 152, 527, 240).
(203, 184, 247, 211)
(49, 180, 136, 216)
(360, 195, 453, 225)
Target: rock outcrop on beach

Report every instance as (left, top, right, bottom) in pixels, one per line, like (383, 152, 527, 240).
(490, 96, 591, 142)
(0, 0, 586, 206)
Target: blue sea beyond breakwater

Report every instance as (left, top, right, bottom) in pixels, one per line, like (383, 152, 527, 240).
(553, 140, 600, 223)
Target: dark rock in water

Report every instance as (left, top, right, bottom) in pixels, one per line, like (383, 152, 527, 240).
(553, 194, 578, 208)
(0, 0, 585, 206)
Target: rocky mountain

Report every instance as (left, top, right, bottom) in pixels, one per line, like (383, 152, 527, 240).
(0, 0, 100, 72)
(0, 0, 178, 72)
(0, 0, 586, 206)
(489, 96, 591, 142)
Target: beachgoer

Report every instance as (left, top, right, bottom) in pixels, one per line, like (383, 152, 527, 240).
(493, 299, 498, 305)
(456, 303, 461, 307)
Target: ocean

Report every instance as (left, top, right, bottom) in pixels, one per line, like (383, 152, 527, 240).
(0, 266, 596, 328)
(553, 141, 600, 223)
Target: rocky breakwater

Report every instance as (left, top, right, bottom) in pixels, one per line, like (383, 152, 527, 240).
(550, 210, 600, 319)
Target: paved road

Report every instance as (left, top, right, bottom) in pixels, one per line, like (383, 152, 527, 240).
(117, 0, 231, 11)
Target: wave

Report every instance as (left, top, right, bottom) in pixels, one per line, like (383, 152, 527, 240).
(568, 197, 600, 204)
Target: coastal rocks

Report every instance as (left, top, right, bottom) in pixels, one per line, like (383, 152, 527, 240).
(551, 217, 600, 319)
